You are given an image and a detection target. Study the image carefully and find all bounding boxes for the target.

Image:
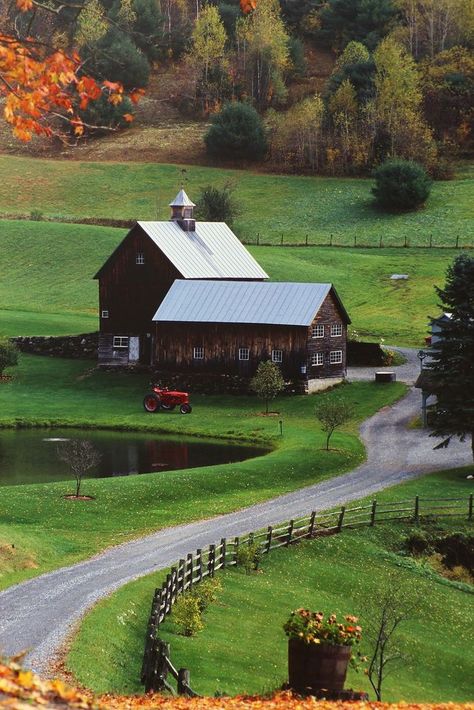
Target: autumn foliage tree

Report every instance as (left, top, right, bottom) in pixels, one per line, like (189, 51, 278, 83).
(0, 0, 142, 142)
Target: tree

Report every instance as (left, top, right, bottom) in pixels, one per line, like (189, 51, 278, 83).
(365, 575, 418, 700)
(427, 254, 474, 461)
(191, 5, 227, 86)
(372, 159, 432, 211)
(334, 40, 370, 71)
(0, 340, 19, 378)
(57, 439, 101, 498)
(0, 0, 140, 142)
(83, 28, 150, 90)
(195, 182, 240, 225)
(204, 101, 267, 160)
(315, 395, 354, 450)
(250, 361, 285, 414)
(317, 0, 398, 51)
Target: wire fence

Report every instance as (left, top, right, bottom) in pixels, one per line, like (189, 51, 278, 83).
(241, 234, 473, 249)
(141, 494, 473, 696)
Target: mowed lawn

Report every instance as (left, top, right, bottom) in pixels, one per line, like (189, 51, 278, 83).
(0, 156, 472, 247)
(66, 467, 474, 701)
(0, 220, 460, 345)
(0, 354, 405, 590)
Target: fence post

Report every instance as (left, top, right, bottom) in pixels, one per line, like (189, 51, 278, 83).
(404, 235, 408, 248)
(178, 559, 185, 594)
(233, 536, 240, 564)
(281, 233, 284, 245)
(337, 506, 346, 532)
(456, 235, 459, 248)
(370, 500, 377, 527)
(178, 668, 191, 695)
(221, 538, 227, 568)
(354, 236, 357, 247)
(329, 233, 333, 247)
(308, 511, 316, 537)
(379, 236, 383, 248)
(196, 549, 202, 582)
(429, 234, 433, 248)
(305, 234, 308, 246)
(156, 641, 170, 691)
(286, 520, 294, 546)
(468, 494, 473, 521)
(187, 553, 193, 590)
(208, 544, 215, 577)
(164, 573, 172, 613)
(257, 232, 260, 245)
(266, 526, 273, 553)
(414, 495, 420, 523)
(171, 567, 178, 604)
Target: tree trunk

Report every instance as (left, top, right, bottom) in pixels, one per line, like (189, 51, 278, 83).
(75, 476, 81, 498)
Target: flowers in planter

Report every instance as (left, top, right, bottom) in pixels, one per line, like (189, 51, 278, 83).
(283, 609, 362, 647)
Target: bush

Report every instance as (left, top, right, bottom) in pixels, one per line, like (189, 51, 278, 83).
(192, 577, 222, 612)
(172, 594, 203, 636)
(205, 102, 268, 161)
(236, 541, 261, 574)
(0, 340, 19, 377)
(372, 159, 432, 211)
(195, 183, 240, 225)
(79, 94, 134, 134)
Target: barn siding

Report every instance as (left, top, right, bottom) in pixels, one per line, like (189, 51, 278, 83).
(306, 291, 347, 378)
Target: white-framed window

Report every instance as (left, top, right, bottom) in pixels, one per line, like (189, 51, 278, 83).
(311, 324, 325, 339)
(193, 346, 204, 360)
(101, 309, 109, 319)
(113, 336, 129, 349)
(239, 347, 250, 361)
(311, 352, 324, 366)
(136, 252, 145, 265)
(272, 349, 283, 363)
(331, 323, 343, 337)
(329, 350, 343, 364)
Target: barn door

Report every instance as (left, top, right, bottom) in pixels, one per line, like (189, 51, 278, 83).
(129, 336, 140, 362)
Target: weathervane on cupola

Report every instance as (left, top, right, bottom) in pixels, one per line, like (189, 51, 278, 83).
(169, 188, 196, 232)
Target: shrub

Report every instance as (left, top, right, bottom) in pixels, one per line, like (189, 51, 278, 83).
(205, 102, 267, 161)
(192, 577, 222, 612)
(0, 340, 19, 377)
(29, 209, 43, 221)
(372, 159, 432, 211)
(172, 594, 203, 636)
(79, 94, 134, 134)
(195, 182, 240, 225)
(236, 540, 261, 574)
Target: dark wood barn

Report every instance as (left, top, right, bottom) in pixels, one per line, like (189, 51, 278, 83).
(153, 281, 351, 391)
(94, 190, 268, 365)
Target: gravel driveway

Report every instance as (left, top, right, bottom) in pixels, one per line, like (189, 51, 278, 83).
(0, 349, 471, 675)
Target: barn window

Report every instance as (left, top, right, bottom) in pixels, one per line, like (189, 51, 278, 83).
(113, 336, 129, 349)
(331, 323, 343, 337)
(193, 347, 204, 360)
(311, 352, 324, 366)
(272, 349, 283, 363)
(136, 252, 145, 265)
(311, 324, 324, 338)
(329, 350, 343, 364)
(239, 348, 250, 361)
(101, 310, 109, 319)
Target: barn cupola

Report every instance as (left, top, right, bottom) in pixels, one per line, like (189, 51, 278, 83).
(169, 189, 196, 232)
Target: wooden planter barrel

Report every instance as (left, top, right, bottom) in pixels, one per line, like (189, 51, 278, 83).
(288, 639, 351, 693)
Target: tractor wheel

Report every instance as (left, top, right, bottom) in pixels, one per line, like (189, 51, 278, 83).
(160, 404, 176, 411)
(143, 393, 161, 413)
(180, 403, 192, 414)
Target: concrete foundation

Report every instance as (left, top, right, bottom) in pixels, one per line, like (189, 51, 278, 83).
(306, 377, 344, 393)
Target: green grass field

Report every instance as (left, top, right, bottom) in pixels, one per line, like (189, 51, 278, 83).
(0, 220, 460, 344)
(0, 156, 472, 247)
(66, 467, 474, 702)
(0, 354, 405, 590)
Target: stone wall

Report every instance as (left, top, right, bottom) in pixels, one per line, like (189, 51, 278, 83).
(12, 333, 98, 359)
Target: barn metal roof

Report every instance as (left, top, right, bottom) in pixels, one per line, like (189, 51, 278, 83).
(137, 221, 268, 280)
(153, 281, 350, 326)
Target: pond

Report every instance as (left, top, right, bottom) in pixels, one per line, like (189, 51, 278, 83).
(0, 428, 267, 486)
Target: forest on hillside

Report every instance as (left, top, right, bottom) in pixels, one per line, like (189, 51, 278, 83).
(1, 0, 473, 175)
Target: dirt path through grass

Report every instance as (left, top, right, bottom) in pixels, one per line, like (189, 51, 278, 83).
(0, 382, 471, 676)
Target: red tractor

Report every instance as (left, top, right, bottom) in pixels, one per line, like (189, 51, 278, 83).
(143, 384, 192, 414)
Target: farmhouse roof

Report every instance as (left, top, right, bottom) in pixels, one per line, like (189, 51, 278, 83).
(153, 280, 351, 326)
(169, 189, 196, 207)
(94, 221, 268, 280)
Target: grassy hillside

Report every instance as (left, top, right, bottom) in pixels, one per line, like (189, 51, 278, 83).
(0, 220, 459, 344)
(66, 467, 474, 701)
(0, 354, 405, 590)
(0, 157, 472, 247)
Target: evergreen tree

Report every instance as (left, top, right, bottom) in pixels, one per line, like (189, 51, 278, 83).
(205, 101, 267, 160)
(318, 0, 398, 51)
(428, 254, 474, 461)
(83, 28, 150, 89)
(372, 159, 432, 210)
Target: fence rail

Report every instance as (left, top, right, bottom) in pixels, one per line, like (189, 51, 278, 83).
(141, 494, 473, 695)
(241, 234, 473, 249)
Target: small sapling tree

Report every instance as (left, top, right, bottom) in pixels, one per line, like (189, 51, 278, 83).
(57, 439, 101, 498)
(250, 361, 285, 414)
(195, 182, 240, 225)
(0, 340, 19, 378)
(315, 395, 354, 450)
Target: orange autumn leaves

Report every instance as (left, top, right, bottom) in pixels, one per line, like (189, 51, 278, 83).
(240, 0, 257, 13)
(0, 0, 141, 142)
